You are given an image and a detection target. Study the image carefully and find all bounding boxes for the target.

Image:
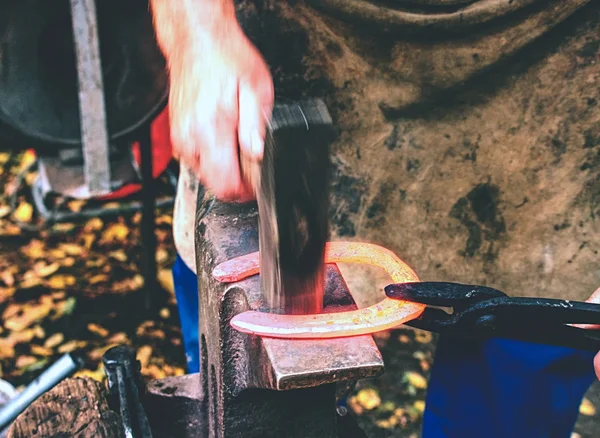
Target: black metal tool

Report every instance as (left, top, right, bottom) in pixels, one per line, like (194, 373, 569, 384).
(103, 345, 152, 438)
(385, 282, 600, 352)
(240, 99, 334, 315)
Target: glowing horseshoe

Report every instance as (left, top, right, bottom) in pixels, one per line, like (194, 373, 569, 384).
(212, 241, 426, 339)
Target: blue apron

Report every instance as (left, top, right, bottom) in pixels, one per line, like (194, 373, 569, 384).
(172, 254, 596, 437)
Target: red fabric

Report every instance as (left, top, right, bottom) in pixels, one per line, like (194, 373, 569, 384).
(99, 108, 173, 200)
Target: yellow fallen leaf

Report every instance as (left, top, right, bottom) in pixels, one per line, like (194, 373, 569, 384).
(101, 223, 129, 242)
(84, 217, 104, 232)
(156, 248, 169, 264)
(398, 334, 411, 344)
(376, 416, 398, 429)
(61, 257, 76, 268)
(22, 240, 46, 259)
(74, 365, 105, 382)
(413, 351, 427, 360)
(0, 343, 15, 359)
(16, 355, 37, 369)
(109, 250, 128, 262)
(49, 249, 66, 259)
(87, 323, 109, 337)
(108, 332, 130, 345)
(2, 303, 21, 320)
(413, 400, 426, 414)
(51, 291, 66, 300)
(33, 325, 45, 339)
(34, 262, 60, 278)
(404, 372, 427, 390)
(355, 388, 381, 411)
(58, 340, 87, 354)
(60, 243, 85, 256)
(157, 214, 172, 225)
(89, 344, 119, 361)
(348, 396, 364, 415)
(44, 333, 64, 349)
(393, 408, 405, 419)
(13, 202, 33, 222)
(0, 152, 9, 164)
(0, 205, 11, 219)
(89, 274, 108, 285)
(158, 269, 174, 295)
(31, 345, 53, 357)
(0, 271, 15, 287)
(19, 276, 42, 289)
(159, 308, 170, 319)
(52, 223, 75, 233)
(5, 302, 52, 331)
(86, 257, 106, 268)
(580, 398, 596, 416)
(142, 364, 166, 380)
(137, 345, 153, 368)
(20, 150, 36, 170)
(379, 401, 396, 413)
(0, 287, 15, 304)
(83, 235, 95, 249)
(415, 330, 432, 344)
(68, 200, 85, 213)
(52, 297, 77, 319)
(48, 274, 76, 289)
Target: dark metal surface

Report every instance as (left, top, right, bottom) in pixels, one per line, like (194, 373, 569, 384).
(386, 281, 600, 351)
(69, 0, 111, 196)
(103, 345, 153, 438)
(145, 374, 204, 438)
(256, 99, 334, 315)
(194, 195, 384, 437)
(0, 0, 168, 151)
(139, 125, 158, 310)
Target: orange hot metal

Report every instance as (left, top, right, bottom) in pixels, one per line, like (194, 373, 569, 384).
(212, 241, 426, 339)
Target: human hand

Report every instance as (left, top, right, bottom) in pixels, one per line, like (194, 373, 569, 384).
(167, 16, 274, 202)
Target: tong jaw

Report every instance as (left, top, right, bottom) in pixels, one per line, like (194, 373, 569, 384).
(384, 282, 507, 333)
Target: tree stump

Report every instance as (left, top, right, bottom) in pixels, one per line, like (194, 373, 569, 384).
(7, 377, 123, 438)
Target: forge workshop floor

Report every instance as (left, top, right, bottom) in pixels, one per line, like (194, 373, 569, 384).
(0, 151, 599, 437)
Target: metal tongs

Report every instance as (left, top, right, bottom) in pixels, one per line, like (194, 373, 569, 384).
(385, 282, 600, 352)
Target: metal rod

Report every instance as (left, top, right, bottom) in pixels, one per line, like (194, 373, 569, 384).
(140, 124, 157, 310)
(70, 0, 111, 196)
(0, 354, 83, 431)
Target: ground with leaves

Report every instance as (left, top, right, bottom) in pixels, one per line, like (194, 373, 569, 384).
(0, 151, 599, 437)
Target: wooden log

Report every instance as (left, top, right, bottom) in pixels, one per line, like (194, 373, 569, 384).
(7, 377, 123, 438)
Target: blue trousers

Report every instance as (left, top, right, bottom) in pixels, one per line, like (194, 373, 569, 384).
(172, 254, 596, 437)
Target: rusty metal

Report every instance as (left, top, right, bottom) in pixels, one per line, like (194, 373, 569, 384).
(111, 195, 384, 437)
(191, 196, 383, 437)
(69, 0, 111, 197)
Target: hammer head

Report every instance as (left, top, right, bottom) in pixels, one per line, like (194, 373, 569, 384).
(242, 99, 334, 315)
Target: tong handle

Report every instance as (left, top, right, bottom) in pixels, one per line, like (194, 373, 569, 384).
(386, 282, 600, 352)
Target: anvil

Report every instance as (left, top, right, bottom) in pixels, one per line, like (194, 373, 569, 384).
(139, 197, 385, 438)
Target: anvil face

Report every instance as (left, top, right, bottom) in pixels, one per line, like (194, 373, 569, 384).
(195, 199, 384, 393)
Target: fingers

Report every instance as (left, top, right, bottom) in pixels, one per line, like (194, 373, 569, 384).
(197, 110, 254, 202)
(595, 352, 600, 381)
(237, 67, 274, 161)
